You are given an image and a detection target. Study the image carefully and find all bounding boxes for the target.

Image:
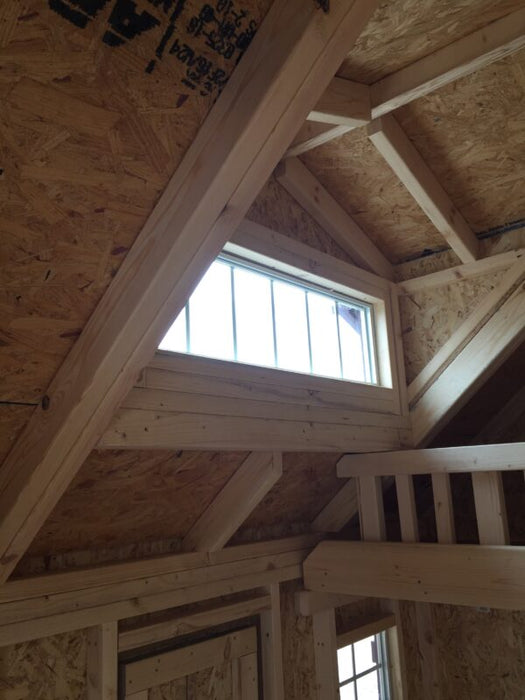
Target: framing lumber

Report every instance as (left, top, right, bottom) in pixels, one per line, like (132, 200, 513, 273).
(304, 540, 525, 610)
(411, 267, 525, 446)
(370, 8, 525, 117)
(337, 614, 396, 648)
(275, 157, 394, 279)
(367, 114, 478, 263)
(338, 442, 525, 478)
(397, 248, 525, 296)
(0, 0, 380, 584)
(87, 623, 118, 700)
(285, 124, 352, 157)
(431, 474, 456, 545)
(295, 590, 363, 616)
(408, 258, 525, 406)
(312, 608, 339, 700)
(119, 593, 271, 652)
(311, 479, 358, 533)
(260, 583, 285, 700)
(0, 535, 316, 646)
(308, 77, 371, 127)
(472, 472, 510, 546)
(287, 8, 525, 154)
(357, 475, 385, 541)
(182, 452, 282, 552)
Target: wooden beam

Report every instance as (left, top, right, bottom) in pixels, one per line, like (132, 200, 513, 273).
(370, 8, 525, 117)
(308, 77, 370, 127)
(431, 474, 456, 545)
(312, 608, 339, 700)
(285, 123, 352, 158)
(408, 258, 525, 406)
(337, 614, 396, 648)
(260, 584, 285, 700)
(338, 442, 525, 478)
(275, 157, 394, 279)
(411, 267, 525, 446)
(0, 535, 316, 645)
(357, 475, 385, 541)
(233, 653, 259, 700)
(367, 114, 478, 263)
(0, 0, 380, 584)
(183, 452, 282, 552)
(295, 590, 363, 616)
(311, 479, 358, 533)
(119, 594, 271, 652)
(397, 248, 525, 296)
(472, 472, 510, 546)
(87, 623, 118, 700)
(304, 541, 525, 610)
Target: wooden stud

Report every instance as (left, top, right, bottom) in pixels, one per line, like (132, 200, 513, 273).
(295, 590, 363, 616)
(183, 452, 282, 552)
(87, 623, 118, 700)
(431, 474, 456, 545)
(275, 157, 394, 279)
(357, 475, 386, 541)
(368, 114, 478, 263)
(285, 124, 352, 158)
(395, 475, 418, 543)
(312, 608, 339, 700)
(304, 541, 525, 610)
(260, 584, 285, 700)
(337, 614, 396, 648)
(472, 472, 510, 545)
(233, 652, 259, 700)
(0, 0, 380, 584)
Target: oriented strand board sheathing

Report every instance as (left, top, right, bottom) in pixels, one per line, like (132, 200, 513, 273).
(0, 629, 87, 699)
(0, 0, 271, 409)
(396, 52, 525, 235)
(149, 678, 187, 700)
(339, 0, 525, 83)
(401, 604, 525, 700)
(300, 128, 445, 263)
(248, 176, 355, 264)
(398, 268, 509, 383)
(24, 450, 247, 558)
(187, 663, 232, 700)
(0, 405, 35, 464)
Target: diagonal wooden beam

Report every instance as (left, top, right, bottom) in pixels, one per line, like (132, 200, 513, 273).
(288, 9, 525, 154)
(304, 540, 525, 610)
(275, 157, 394, 279)
(308, 77, 370, 127)
(338, 442, 525, 478)
(367, 114, 479, 263)
(182, 452, 282, 552)
(0, 0, 379, 584)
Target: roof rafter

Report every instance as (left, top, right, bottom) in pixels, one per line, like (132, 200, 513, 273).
(0, 0, 381, 584)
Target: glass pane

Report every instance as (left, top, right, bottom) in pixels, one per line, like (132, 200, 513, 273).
(188, 261, 234, 361)
(273, 281, 310, 373)
(233, 266, 275, 367)
(159, 306, 187, 353)
(354, 635, 376, 675)
(356, 670, 381, 699)
(338, 303, 367, 382)
(337, 645, 354, 683)
(307, 291, 341, 379)
(339, 681, 355, 699)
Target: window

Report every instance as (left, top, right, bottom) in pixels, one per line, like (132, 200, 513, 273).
(338, 631, 390, 700)
(160, 254, 377, 384)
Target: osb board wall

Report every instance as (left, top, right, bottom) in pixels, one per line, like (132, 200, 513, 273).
(300, 128, 444, 264)
(0, 0, 271, 409)
(396, 51, 525, 236)
(401, 603, 525, 700)
(398, 266, 509, 383)
(339, 0, 525, 83)
(147, 664, 232, 699)
(0, 629, 87, 699)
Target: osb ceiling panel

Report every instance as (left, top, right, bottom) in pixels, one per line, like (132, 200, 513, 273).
(26, 449, 248, 556)
(340, 0, 525, 83)
(396, 51, 525, 234)
(0, 0, 271, 407)
(300, 128, 446, 263)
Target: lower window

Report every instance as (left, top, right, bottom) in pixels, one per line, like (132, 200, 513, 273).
(338, 630, 390, 700)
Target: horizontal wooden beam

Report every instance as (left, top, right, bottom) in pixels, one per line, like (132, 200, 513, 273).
(304, 540, 525, 610)
(0, 0, 380, 585)
(338, 442, 525, 478)
(398, 248, 525, 296)
(182, 452, 282, 551)
(370, 8, 525, 117)
(368, 114, 478, 263)
(411, 262, 525, 446)
(337, 613, 396, 647)
(295, 590, 363, 616)
(308, 77, 370, 127)
(0, 535, 316, 645)
(275, 157, 394, 279)
(119, 594, 271, 652)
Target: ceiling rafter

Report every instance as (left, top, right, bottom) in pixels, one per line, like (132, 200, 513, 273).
(0, 0, 381, 585)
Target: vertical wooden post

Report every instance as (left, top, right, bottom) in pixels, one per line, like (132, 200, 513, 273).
(87, 623, 118, 700)
(472, 471, 510, 545)
(233, 653, 259, 700)
(312, 608, 339, 700)
(432, 473, 456, 544)
(260, 583, 285, 700)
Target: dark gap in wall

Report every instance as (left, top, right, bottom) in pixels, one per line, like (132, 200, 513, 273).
(450, 473, 479, 544)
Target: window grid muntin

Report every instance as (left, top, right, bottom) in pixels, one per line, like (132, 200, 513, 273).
(338, 632, 390, 700)
(162, 253, 377, 384)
